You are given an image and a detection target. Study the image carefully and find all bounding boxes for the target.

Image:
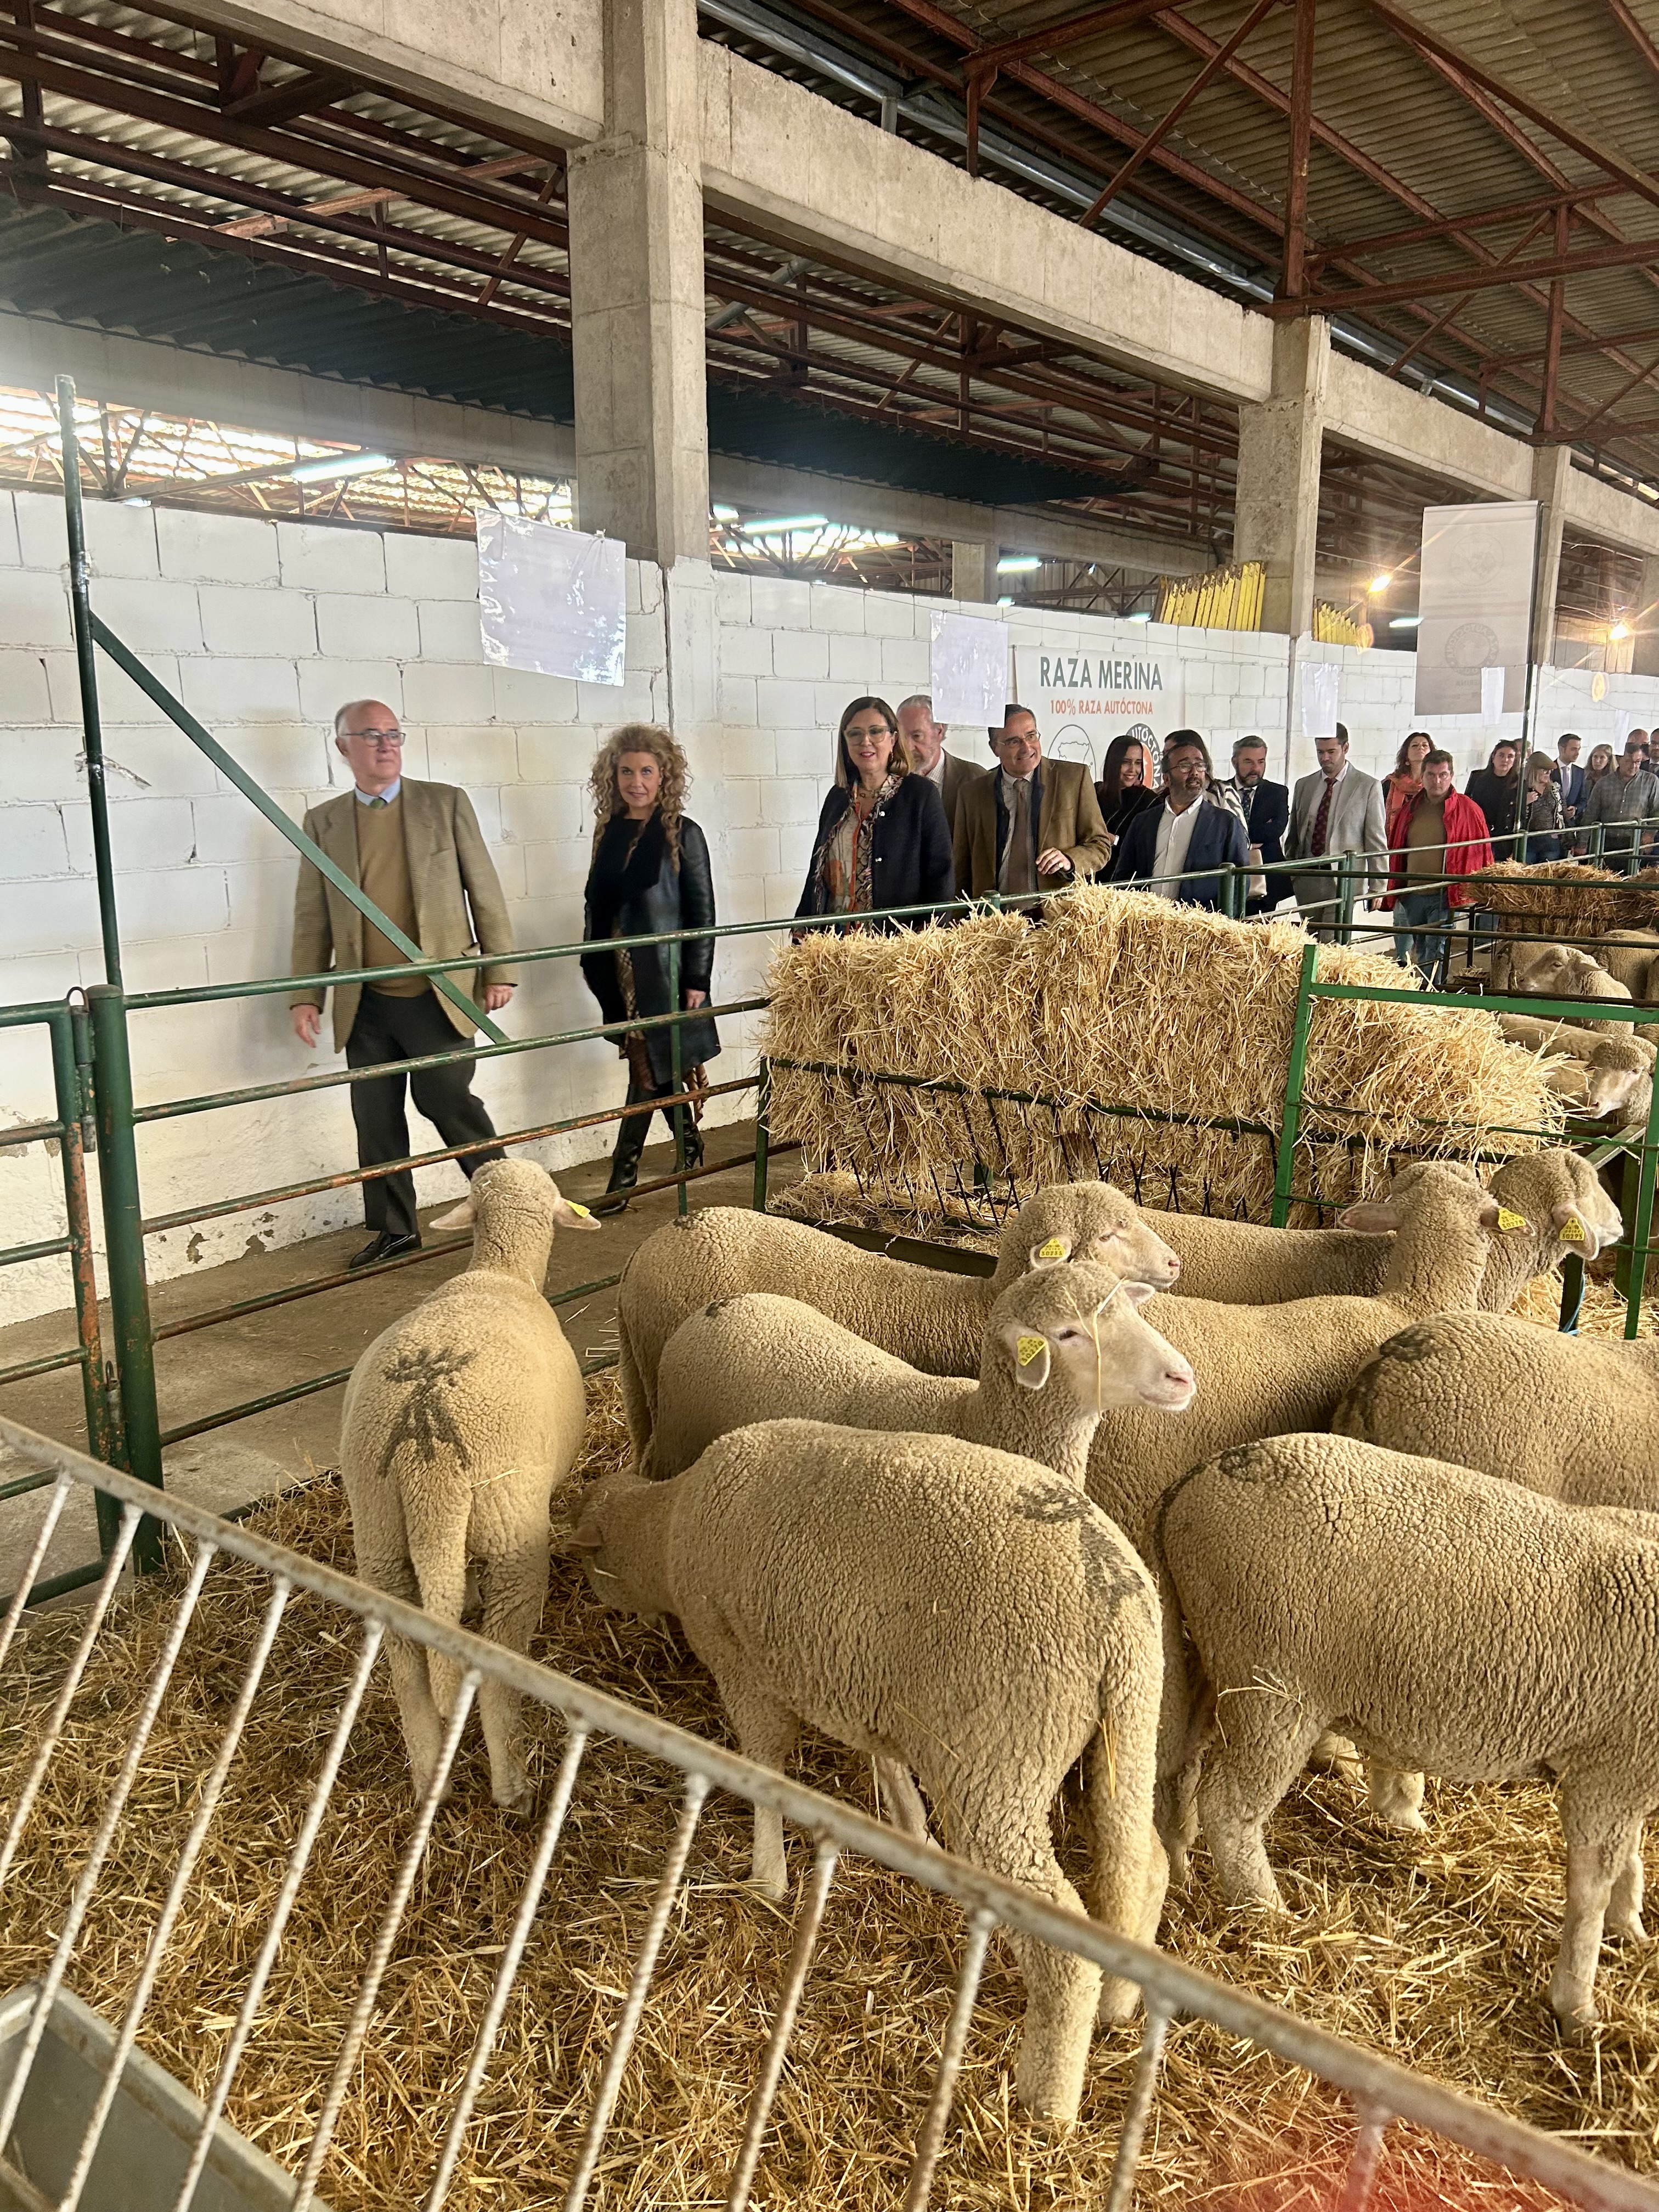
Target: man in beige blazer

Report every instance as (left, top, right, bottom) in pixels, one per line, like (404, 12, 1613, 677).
(953, 704, 1112, 900)
(289, 698, 517, 1268)
(896, 692, 986, 840)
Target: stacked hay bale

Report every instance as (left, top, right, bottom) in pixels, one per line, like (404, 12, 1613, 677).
(1473, 858, 1659, 950)
(762, 887, 1560, 1224)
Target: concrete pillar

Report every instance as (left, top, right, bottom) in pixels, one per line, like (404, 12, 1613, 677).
(1530, 445, 1571, 668)
(1233, 318, 1330, 636)
(567, 0, 709, 565)
(1634, 556, 1659, 679)
(952, 541, 991, 602)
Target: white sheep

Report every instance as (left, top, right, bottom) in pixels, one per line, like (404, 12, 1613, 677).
(614, 1183, 1182, 1457)
(1495, 940, 1633, 1033)
(1155, 1431, 1659, 2038)
(1592, 928, 1659, 1002)
(1144, 1148, 1615, 1308)
(572, 1420, 1166, 2123)
(646, 1259, 1196, 1484)
(1083, 1163, 1527, 1561)
(340, 1159, 601, 1811)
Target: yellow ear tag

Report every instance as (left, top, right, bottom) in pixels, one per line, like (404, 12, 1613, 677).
(568, 1202, 592, 1219)
(1560, 1214, 1587, 1243)
(1017, 1334, 1046, 1367)
(1036, 1236, 1068, 1260)
(1496, 1207, 1526, 1232)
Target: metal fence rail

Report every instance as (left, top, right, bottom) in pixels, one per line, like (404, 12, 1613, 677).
(0, 1421, 1654, 2212)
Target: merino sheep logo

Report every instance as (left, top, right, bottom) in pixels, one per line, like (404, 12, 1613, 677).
(378, 1344, 479, 1476)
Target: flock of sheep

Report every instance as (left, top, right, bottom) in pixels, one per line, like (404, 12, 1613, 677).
(331, 1086, 1657, 2132)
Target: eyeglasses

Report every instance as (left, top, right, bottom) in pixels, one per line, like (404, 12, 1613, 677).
(347, 726, 403, 744)
(844, 723, 892, 742)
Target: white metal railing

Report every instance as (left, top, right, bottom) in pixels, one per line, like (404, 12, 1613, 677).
(0, 1420, 1654, 2212)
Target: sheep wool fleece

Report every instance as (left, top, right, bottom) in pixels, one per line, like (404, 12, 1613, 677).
(340, 1159, 592, 1812)
(1159, 1432, 1659, 2034)
(579, 1419, 1165, 2124)
(613, 1181, 1180, 1453)
(1335, 1311, 1659, 1511)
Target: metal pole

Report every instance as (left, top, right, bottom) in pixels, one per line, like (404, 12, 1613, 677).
(1623, 1063, 1659, 1339)
(752, 1057, 771, 1212)
(56, 376, 123, 989)
(667, 936, 688, 1219)
(1272, 939, 1318, 1228)
(86, 984, 165, 1568)
(1336, 853, 1356, 946)
(47, 1012, 120, 1548)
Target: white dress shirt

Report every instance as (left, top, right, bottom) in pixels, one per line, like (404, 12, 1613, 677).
(1150, 795, 1201, 897)
(921, 750, 946, 788)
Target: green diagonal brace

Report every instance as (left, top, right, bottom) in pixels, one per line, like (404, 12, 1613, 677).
(90, 617, 506, 1046)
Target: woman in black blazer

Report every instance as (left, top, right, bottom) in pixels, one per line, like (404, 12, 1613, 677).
(795, 695, 955, 929)
(581, 723, 719, 1209)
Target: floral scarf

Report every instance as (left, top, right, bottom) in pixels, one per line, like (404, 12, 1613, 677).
(819, 775, 900, 913)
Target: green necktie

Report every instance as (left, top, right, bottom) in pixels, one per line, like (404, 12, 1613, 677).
(366, 795, 389, 808)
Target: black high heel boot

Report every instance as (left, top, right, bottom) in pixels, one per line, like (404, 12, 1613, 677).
(598, 1086, 652, 1214)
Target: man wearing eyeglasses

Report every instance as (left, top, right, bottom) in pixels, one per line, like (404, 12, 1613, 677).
(289, 699, 516, 1269)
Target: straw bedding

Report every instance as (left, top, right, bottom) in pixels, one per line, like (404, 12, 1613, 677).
(2, 1372, 1654, 2211)
(760, 889, 1561, 1229)
(1472, 861, 1659, 938)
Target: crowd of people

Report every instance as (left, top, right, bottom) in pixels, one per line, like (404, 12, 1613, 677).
(288, 693, 1659, 1261)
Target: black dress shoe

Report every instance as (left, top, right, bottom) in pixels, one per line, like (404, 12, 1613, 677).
(348, 1229, 421, 1269)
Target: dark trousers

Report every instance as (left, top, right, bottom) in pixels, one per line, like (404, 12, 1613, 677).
(346, 987, 503, 1239)
(1393, 888, 1452, 987)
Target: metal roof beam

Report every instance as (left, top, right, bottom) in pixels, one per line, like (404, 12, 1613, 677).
(965, 0, 1177, 71)
(222, 67, 351, 129)
(1283, 234, 1659, 313)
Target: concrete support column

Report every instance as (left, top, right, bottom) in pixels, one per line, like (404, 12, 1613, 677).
(1634, 557, 1659, 679)
(567, 0, 709, 565)
(951, 540, 991, 602)
(1530, 445, 1571, 668)
(1234, 318, 1330, 636)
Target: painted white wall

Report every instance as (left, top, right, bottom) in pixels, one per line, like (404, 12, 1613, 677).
(6, 484, 1659, 1327)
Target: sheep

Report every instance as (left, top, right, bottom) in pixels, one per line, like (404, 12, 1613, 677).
(1334, 1310, 1659, 1515)
(1155, 1431, 1659, 2038)
(339, 1159, 601, 1812)
(1142, 1147, 1613, 1309)
(1494, 940, 1634, 1034)
(572, 1420, 1166, 2123)
(646, 1260, 1197, 1484)
(1592, 928, 1659, 1003)
(614, 1183, 1182, 1457)
(1082, 1163, 1529, 1561)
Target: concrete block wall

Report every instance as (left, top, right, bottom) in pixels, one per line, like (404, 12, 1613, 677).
(8, 479, 1659, 1328)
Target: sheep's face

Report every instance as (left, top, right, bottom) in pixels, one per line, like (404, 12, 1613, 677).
(568, 1486, 667, 1623)
(1584, 1060, 1650, 1124)
(993, 1262, 1195, 1414)
(1002, 1183, 1181, 1289)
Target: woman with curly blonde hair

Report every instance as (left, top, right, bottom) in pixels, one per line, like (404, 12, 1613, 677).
(580, 724, 719, 1209)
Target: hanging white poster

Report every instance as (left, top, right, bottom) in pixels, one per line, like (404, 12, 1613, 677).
(929, 610, 1011, 726)
(1414, 501, 1538, 718)
(476, 512, 627, 685)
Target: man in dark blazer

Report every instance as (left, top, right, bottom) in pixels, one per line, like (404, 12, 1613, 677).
(1211, 735, 1290, 912)
(953, 704, 1111, 899)
(897, 693, 986, 840)
(1553, 732, 1587, 825)
(1110, 730, 1250, 909)
(290, 698, 515, 1268)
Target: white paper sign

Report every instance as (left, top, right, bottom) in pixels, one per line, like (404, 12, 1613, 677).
(1414, 501, 1538, 718)
(476, 513, 626, 685)
(929, 610, 1009, 727)
(1480, 665, 1506, 724)
(1301, 661, 1339, 740)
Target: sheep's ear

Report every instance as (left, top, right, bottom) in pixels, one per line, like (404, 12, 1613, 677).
(1006, 1328, 1052, 1390)
(428, 1196, 476, 1233)
(1336, 1199, 1399, 1233)
(552, 1195, 603, 1233)
(1029, 1234, 1071, 1268)
(1114, 1280, 1158, 1310)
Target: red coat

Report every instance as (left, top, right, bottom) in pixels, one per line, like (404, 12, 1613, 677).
(1384, 786, 1494, 910)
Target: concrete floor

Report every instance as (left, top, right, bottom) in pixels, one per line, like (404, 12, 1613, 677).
(0, 1119, 789, 1595)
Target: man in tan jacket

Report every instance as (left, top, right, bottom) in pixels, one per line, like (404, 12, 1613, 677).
(952, 704, 1112, 900)
(290, 699, 517, 1268)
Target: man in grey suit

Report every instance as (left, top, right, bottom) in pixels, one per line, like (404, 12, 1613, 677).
(897, 693, 986, 840)
(1285, 724, 1388, 941)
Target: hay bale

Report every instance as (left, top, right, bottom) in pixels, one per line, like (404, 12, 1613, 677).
(761, 889, 1561, 1225)
(1472, 860, 1659, 939)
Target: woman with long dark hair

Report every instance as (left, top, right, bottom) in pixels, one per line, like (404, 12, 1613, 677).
(1466, 738, 1523, 854)
(581, 723, 719, 1211)
(795, 695, 954, 927)
(1095, 733, 1160, 855)
(1383, 731, 1435, 865)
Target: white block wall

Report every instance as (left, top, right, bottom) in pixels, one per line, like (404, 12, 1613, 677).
(6, 482, 1659, 1327)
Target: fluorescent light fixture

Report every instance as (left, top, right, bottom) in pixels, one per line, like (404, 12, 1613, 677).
(997, 595, 1015, 606)
(741, 512, 827, 534)
(712, 503, 740, 521)
(289, 450, 392, 483)
(1367, 571, 1392, 594)
(121, 495, 151, 508)
(1389, 615, 1421, 630)
(996, 555, 1041, 573)
(1127, 610, 1152, 623)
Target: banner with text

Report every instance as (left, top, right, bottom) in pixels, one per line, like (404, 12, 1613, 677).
(1031, 643, 1186, 773)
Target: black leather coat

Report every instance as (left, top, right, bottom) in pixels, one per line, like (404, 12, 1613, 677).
(580, 812, 719, 1086)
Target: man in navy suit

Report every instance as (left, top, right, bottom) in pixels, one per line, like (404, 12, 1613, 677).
(1552, 732, 1587, 826)
(1212, 735, 1290, 912)
(1110, 730, 1250, 909)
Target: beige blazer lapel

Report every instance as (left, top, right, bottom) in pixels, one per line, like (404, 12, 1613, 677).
(399, 779, 443, 949)
(315, 792, 363, 969)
